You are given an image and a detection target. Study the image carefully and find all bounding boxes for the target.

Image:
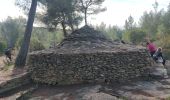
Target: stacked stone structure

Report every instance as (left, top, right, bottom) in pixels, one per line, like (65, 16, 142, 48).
(28, 25, 152, 85)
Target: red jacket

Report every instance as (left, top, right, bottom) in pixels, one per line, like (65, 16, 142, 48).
(147, 43, 157, 52)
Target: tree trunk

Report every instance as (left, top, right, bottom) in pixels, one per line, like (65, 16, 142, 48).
(68, 15, 74, 32)
(85, 8, 87, 25)
(70, 23, 74, 32)
(15, 0, 37, 67)
(61, 22, 67, 37)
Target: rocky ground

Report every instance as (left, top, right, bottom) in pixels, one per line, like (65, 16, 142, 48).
(0, 56, 5, 69)
(25, 77, 170, 100)
(23, 61, 170, 100)
(1, 56, 170, 100)
(2, 79, 170, 100)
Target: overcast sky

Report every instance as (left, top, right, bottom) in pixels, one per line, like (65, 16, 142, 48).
(0, 0, 169, 27)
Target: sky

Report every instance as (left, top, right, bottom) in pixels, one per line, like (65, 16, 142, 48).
(89, 0, 170, 27)
(0, 0, 169, 27)
(0, 0, 23, 21)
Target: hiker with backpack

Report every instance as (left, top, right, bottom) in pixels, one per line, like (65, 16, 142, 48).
(146, 41, 166, 66)
(153, 47, 166, 66)
(4, 48, 12, 61)
(146, 41, 157, 58)
(146, 40, 168, 78)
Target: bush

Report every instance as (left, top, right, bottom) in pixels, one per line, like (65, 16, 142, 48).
(129, 29, 146, 44)
(29, 38, 45, 52)
(164, 49, 170, 59)
(156, 35, 170, 60)
(0, 41, 7, 55)
(122, 31, 130, 42)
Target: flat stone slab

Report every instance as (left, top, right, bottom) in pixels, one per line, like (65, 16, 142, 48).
(149, 62, 169, 78)
(0, 72, 30, 94)
(23, 77, 170, 100)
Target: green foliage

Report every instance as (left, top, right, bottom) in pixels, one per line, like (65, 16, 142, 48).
(95, 22, 123, 41)
(125, 15, 136, 30)
(14, 28, 65, 52)
(2, 60, 14, 71)
(42, 0, 83, 35)
(157, 34, 170, 48)
(164, 49, 170, 59)
(29, 37, 45, 52)
(162, 9, 170, 34)
(123, 15, 137, 43)
(139, 1, 164, 39)
(122, 31, 130, 42)
(15, 37, 23, 50)
(165, 97, 170, 100)
(78, 0, 106, 14)
(128, 29, 146, 44)
(15, 0, 45, 15)
(115, 27, 123, 40)
(0, 41, 7, 55)
(15, 0, 32, 14)
(77, 0, 106, 25)
(32, 27, 50, 48)
(122, 1, 169, 47)
(105, 27, 117, 40)
(31, 27, 64, 49)
(156, 34, 170, 59)
(0, 17, 25, 48)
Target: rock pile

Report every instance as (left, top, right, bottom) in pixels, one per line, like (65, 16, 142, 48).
(28, 25, 152, 85)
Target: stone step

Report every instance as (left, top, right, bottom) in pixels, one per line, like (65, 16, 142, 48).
(149, 62, 169, 78)
(0, 72, 31, 94)
(16, 86, 38, 100)
(0, 84, 37, 100)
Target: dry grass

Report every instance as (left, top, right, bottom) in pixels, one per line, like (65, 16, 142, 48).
(0, 56, 5, 69)
(0, 56, 27, 84)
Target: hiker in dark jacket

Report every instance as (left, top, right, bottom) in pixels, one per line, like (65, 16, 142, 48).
(4, 48, 12, 61)
(153, 47, 166, 66)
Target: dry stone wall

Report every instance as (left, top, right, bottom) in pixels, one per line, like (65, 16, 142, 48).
(28, 49, 152, 85)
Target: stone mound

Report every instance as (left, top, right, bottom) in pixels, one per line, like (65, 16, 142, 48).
(58, 25, 115, 52)
(28, 26, 152, 85)
(61, 25, 108, 43)
(32, 25, 143, 55)
(58, 25, 137, 51)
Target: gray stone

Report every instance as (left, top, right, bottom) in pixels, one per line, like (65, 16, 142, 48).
(28, 26, 153, 85)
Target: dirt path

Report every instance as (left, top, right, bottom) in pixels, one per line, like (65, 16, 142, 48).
(0, 56, 5, 69)
(24, 78, 170, 100)
(0, 56, 27, 84)
(0, 56, 12, 82)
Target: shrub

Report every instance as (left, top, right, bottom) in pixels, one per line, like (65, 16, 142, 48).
(164, 49, 170, 59)
(129, 29, 146, 44)
(0, 41, 7, 55)
(29, 38, 45, 52)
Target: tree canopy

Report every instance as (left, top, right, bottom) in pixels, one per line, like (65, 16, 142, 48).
(77, 0, 106, 25)
(42, 0, 83, 37)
